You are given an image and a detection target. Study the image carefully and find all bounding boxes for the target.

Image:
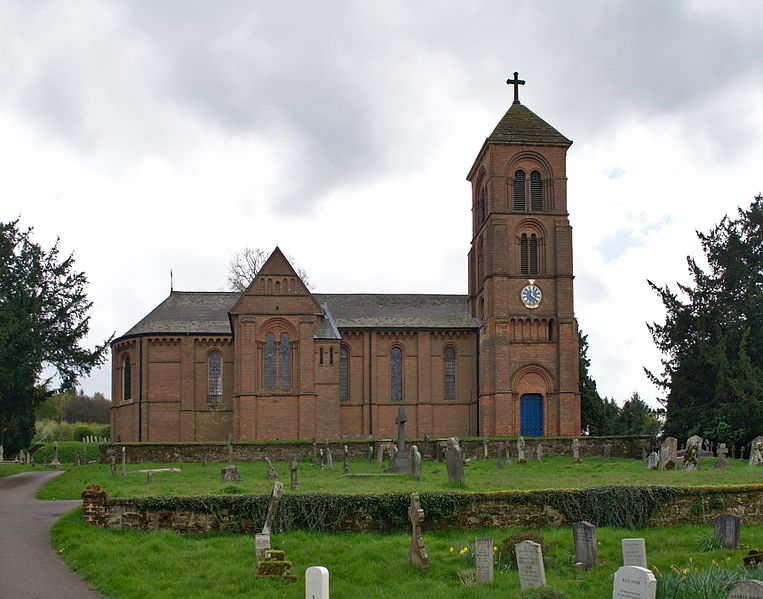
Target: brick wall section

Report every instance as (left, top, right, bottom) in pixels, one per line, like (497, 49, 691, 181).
(100, 436, 648, 463)
(81, 484, 108, 527)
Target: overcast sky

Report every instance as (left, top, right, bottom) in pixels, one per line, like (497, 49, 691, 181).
(1, 1, 762, 407)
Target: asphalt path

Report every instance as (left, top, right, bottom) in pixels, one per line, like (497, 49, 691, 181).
(0, 470, 106, 599)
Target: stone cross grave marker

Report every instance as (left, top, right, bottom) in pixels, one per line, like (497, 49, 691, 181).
(445, 437, 465, 485)
(324, 443, 333, 470)
(715, 443, 730, 469)
(408, 492, 428, 570)
(343, 445, 349, 475)
(572, 438, 582, 465)
(482, 436, 489, 459)
(728, 580, 763, 599)
(612, 565, 657, 599)
(121, 445, 126, 476)
(51, 441, 61, 468)
(256, 481, 284, 558)
(475, 537, 494, 583)
(535, 443, 543, 461)
(289, 456, 299, 490)
(312, 439, 319, 466)
(305, 566, 329, 599)
(719, 443, 729, 459)
(714, 513, 741, 549)
(265, 457, 278, 480)
(621, 538, 647, 568)
(573, 521, 597, 570)
(515, 540, 546, 590)
(517, 436, 526, 463)
(505, 440, 512, 465)
(385, 407, 411, 473)
(409, 445, 422, 480)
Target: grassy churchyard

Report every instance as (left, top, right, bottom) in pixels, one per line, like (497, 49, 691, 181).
(6, 454, 763, 598)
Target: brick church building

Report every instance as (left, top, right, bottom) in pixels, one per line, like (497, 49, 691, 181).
(110, 78, 580, 442)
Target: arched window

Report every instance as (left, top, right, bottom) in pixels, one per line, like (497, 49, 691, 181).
(264, 332, 276, 390)
(481, 187, 488, 221)
(520, 233, 540, 275)
(443, 347, 456, 401)
(391, 347, 403, 402)
(530, 170, 543, 211)
(279, 333, 291, 390)
(122, 355, 131, 402)
(339, 346, 349, 402)
(208, 351, 222, 403)
(514, 170, 526, 210)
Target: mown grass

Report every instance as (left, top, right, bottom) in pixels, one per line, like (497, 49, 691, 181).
(51, 508, 763, 599)
(35, 455, 763, 500)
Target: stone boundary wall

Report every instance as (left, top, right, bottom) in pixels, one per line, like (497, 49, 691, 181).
(83, 484, 763, 534)
(99, 436, 649, 464)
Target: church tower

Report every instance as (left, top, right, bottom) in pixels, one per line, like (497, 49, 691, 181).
(467, 74, 580, 437)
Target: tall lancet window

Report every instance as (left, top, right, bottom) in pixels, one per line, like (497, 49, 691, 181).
(391, 347, 403, 402)
(443, 347, 456, 401)
(279, 333, 291, 390)
(208, 351, 222, 403)
(514, 170, 526, 210)
(530, 170, 543, 211)
(264, 333, 276, 390)
(339, 346, 349, 402)
(122, 355, 131, 402)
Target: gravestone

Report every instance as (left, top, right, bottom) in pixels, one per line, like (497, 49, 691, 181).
(0, 444, 4, 462)
(436, 440, 446, 463)
(719, 443, 729, 459)
(265, 457, 278, 480)
(714, 514, 741, 550)
(645, 452, 659, 470)
(408, 493, 428, 570)
(221, 464, 244, 482)
(661, 437, 677, 469)
(572, 521, 597, 571)
(110, 455, 116, 476)
(256, 481, 284, 558)
(517, 437, 526, 464)
(146, 471, 153, 485)
(572, 438, 582, 465)
(445, 437, 465, 485)
(51, 441, 61, 468)
(535, 443, 543, 462)
(728, 580, 763, 599)
(324, 446, 333, 470)
(504, 440, 512, 465)
(121, 445, 126, 477)
(385, 407, 411, 473)
(603, 443, 612, 460)
(343, 445, 349, 475)
(475, 537, 494, 583)
(254, 549, 296, 583)
(312, 439, 319, 466)
(367, 443, 374, 464)
(750, 438, 763, 466)
(742, 446, 747, 460)
(683, 443, 698, 471)
(515, 540, 546, 590)
(376, 442, 385, 466)
(289, 456, 299, 490)
(482, 436, 489, 459)
(319, 448, 325, 469)
(612, 565, 657, 599)
(423, 434, 432, 460)
(409, 445, 422, 480)
(732, 445, 737, 459)
(621, 538, 647, 568)
(686, 435, 703, 456)
(716, 443, 729, 468)
(305, 566, 329, 599)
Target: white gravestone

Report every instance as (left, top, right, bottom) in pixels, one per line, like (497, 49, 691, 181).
(613, 566, 656, 599)
(515, 540, 546, 590)
(621, 538, 647, 568)
(305, 566, 329, 599)
(729, 580, 763, 599)
(475, 537, 494, 583)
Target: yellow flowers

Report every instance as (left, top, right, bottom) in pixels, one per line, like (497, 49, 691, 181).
(459, 547, 469, 555)
(493, 546, 498, 552)
(449, 547, 455, 553)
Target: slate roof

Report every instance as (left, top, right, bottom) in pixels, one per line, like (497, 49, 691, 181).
(488, 102, 571, 146)
(118, 291, 478, 341)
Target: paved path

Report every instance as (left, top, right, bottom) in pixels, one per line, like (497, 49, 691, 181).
(0, 470, 106, 599)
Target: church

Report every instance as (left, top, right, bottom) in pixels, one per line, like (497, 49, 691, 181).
(110, 76, 580, 442)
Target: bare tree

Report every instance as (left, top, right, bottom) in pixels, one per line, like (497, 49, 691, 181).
(227, 247, 312, 292)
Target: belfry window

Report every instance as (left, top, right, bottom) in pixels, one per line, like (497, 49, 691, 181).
(339, 346, 349, 401)
(391, 347, 403, 402)
(513, 170, 526, 210)
(122, 355, 131, 402)
(520, 233, 540, 275)
(530, 170, 543, 211)
(208, 351, 222, 403)
(444, 347, 456, 401)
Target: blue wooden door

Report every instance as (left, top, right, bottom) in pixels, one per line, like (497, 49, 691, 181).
(520, 394, 544, 437)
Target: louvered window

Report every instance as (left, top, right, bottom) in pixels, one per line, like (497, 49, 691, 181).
(208, 352, 222, 403)
(529, 233, 538, 274)
(339, 346, 349, 401)
(279, 333, 291, 390)
(481, 188, 488, 221)
(391, 347, 403, 402)
(444, 347, 456, 401)
(530, 170, 543, 211)
(514, 170, 526, 210)
(520, 234, 529, 274)
(122, 355, 131, 402)
(264, 333, 276, 390)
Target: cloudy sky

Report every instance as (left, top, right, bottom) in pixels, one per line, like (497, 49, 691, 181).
(1, 1, 762, 407)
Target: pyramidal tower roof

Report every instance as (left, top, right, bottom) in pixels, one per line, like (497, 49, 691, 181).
(488, 101, 571, 146)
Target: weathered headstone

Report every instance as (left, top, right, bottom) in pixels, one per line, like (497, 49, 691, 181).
(716, 443, 730, 468)
(409, 445, 422, 480)
(110, 455, 116, 476)
(408, 493, 428, 570)
(535, 443, 543, 462)
(572, 438, 582, 465)
(475, 537, 494, 583)
(728, 580, 763, 599)
(621, 538, 647, 568)
(312, 439, 319, 466)
(750, 438, 763, 466)
(121, 445, 126, 477)
(714, 514, 741, 550)
(515, 540, 546, 590)
(504, 440, 512, 465)
(517, 436, 526, 464)
(305, 566, 329, 599)
(376, 442, 385, 466)
(289, 456, 299, 490)
(645, 452, 659, 470)
(572, 521, 597, 570)
(683, 443, 699, 471)
(436, 440, 445, 463)
(51, 441, 61, 468)
(719, 443, 729, 459)
(146, 471, 153, 485)
(385, 407, 411, 473)
(265, 457, 278, 480)
(324, 445, 333, 470)
(732, 444, 737, 459)
(661, 437, 677, 469)
(687, 435, 703, 454)
(423, 434, 432, 460)
(0, 444, 4, 462)
(612, 565, 657, 599)
(255, 549, 296, 582)
(256, 481, 284, 559)
(342, 445, 349, 475)
(319, 448, 325, 469)
(221, 464, 244, 482)
(482, 436, 489, 459)
(367, 443, 373, 464)
(603, 442, 612, 460)
(445, 437, 465, 485)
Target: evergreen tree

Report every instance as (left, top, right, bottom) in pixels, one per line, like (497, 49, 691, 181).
(647, 195, 763, 445)
(579, 330, 620, 435)
(0, 220, 111, 453)
(612, 391, 661, 437)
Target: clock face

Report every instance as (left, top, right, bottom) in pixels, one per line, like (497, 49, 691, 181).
(520, 284, 542, 309)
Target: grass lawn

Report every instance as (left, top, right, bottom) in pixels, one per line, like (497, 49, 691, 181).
(35, 456, 763, 500)
(51, 507, 763, 599)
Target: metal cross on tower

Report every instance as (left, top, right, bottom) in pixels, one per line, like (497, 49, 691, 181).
(506, 71, 526, 104)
